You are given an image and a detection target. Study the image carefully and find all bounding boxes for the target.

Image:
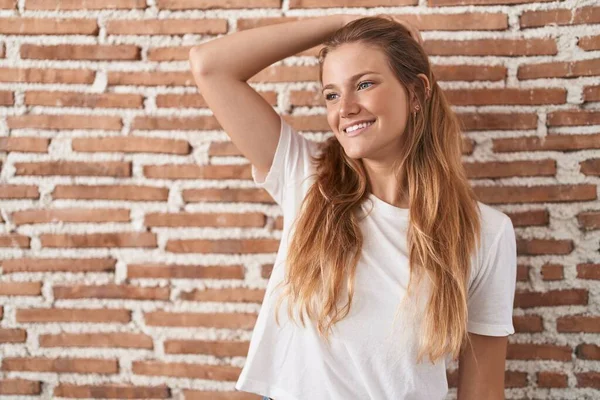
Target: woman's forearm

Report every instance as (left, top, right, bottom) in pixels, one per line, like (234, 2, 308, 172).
(189, 14, 346, 81)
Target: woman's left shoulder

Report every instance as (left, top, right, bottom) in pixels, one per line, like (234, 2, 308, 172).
(474, 201, 515, 251)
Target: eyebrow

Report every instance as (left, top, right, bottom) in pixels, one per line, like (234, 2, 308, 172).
(321, 71, 380, 93)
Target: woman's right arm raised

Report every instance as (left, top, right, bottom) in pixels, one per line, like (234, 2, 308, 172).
(189, 15, 347, 181)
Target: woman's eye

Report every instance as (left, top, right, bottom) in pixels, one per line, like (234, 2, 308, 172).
(324, 81, 373, 101)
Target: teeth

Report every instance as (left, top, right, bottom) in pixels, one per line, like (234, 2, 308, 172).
(345, 121, 374, 133)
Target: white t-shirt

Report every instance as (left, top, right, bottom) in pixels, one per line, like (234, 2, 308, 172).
(235, 115, 517, 400)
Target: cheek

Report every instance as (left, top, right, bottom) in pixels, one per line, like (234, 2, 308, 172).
(327, 114, 339, 135)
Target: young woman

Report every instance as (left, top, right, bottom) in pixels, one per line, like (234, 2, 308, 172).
(189, 14, 516, 400)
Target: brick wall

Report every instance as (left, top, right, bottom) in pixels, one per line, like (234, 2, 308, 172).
(0, 0, 598, 399)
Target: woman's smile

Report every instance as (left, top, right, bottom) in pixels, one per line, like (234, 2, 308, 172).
(345, 120, 376, 137)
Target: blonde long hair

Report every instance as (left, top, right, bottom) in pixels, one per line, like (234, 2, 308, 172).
(273, 16, 481, 364)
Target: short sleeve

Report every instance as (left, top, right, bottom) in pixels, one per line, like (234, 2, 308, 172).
(250, 114, 321, 207)
(467, 216, 517, 336)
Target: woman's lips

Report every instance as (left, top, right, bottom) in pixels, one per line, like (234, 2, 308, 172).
(345, 120, 375, 137)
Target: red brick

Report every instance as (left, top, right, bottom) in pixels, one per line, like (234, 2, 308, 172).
(17, 308, 130, 323)
(164, 339, 249, 356)
(541, 263, 563, 280)
(0, 379, 40, 395)
(53, 185, 169, 201)
(557, 316, 600, 333)
(54, 284, 169, 300)
(431, 0, 554, 5)
(580, 159, 600, 176)
(14, 161, 131, 177)
(106, 19, 226, 35)
(261, 264, 273, 279)
(290, 0, 415, 7)
(127, 263, 244, 279)
(40, 332, 153, 349)
(520, 6, 600, 28)
(7, 115, 122, 130)
(148, 46, 193, 61)
(25, 91, 143, 109)
(584, 85, 600, 101)
(506, 209, 549, 227)
(548, 110, 600, 126)
(144, 164, 251, 180)
(2, 357, 118, 374)
(108, 71, 194, 86)
(517, 239, 574, 255)
(464, 160, 555, 178)
(144, 311, 256, 329)
(72, 137, 190, 154)
(182, 188, 274, 203)
(0, 0, 15, 9)
(0, 68, 95, 84)
(0, 258, 116, 273)
(494, 133, 600, 152)
(515, 289, 587, 308)
(577, 211, 600, 229)
(0, 328, 27, 343)
(165, 238, 279, 254)
(518, 59, 600, 80)
(579, 35, 600, 51)
(445, 88, 565, 106)
(473, 184, 596, 204)
(157, 93, 209, 108)
(459, 112, 537, 131)
(0, 281, 42, 296)
(0, 90, 12, 105)
(517, 264, 529, 282)
(54, 384, 169, 399)
(0, 185, 39, 199)
(505, 371, 528, 388)
(576, 372, 600, 389)
(513, 315, 543, 332)
(132, 115, 219, 130)
(132, 360, 241, 380)
(576, 344, 600, 360)
(21, 44, 140, 60)
(507, 343, 572, 361)
(537, 371, 568, 388)
(0, 18, 97, 35)
(40, 232, 157, 248)
(0, 137, 49, 152)
(577, 263, 600, 280)
(0, 235, 30, 248)
(425, 38, 555, 56)
(180, 287, 265, 303)
(157, 0, 281, 9)
(26, 0, 147, 10)
(11, 208, 130, 225)
(145, 212, 265, 227)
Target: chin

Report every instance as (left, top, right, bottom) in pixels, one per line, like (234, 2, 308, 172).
(340, 146, 366, 160)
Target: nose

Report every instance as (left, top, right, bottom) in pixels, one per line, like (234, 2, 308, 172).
(339, 92, 360, 119)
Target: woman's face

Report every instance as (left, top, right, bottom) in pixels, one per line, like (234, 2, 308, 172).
(321, 42, 413, 162)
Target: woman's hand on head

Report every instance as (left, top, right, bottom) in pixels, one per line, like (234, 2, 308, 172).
(340, 14, 364, 27)
(386, 16, 424, 46)
(341, 14, 423, 46)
